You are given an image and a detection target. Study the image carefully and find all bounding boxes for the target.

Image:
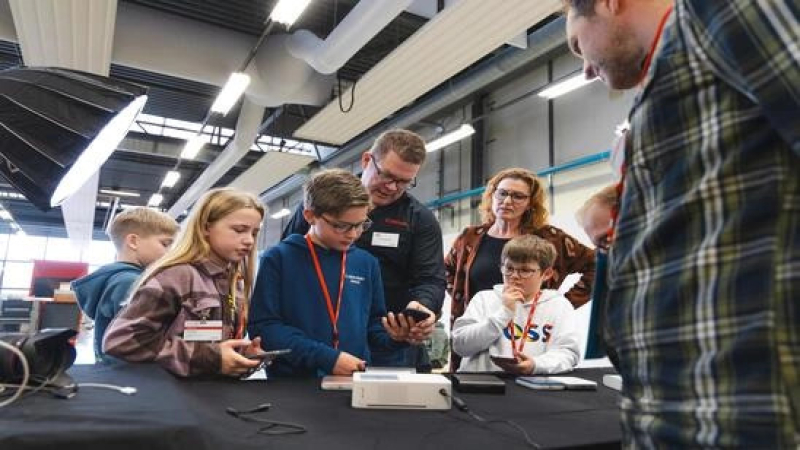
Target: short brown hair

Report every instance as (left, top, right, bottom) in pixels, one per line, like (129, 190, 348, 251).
(562, 0, 598, 17)
(370, 129, 427, 165)
(575, 184, 618, 227)
(107, 207, 179, 250)
(304, 168, 370, 216)
(479, 168, 549, 232)
(501, 235, 557, 270)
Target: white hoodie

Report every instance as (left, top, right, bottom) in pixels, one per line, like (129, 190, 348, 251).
(452, 286, 580, 374)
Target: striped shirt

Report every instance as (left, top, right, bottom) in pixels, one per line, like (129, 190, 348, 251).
(605, 1, 799, 447)
(104, 259, 244, 377)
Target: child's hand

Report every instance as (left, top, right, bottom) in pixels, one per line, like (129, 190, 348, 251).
(219, 339, 261, 377)
(492, 352, 535, 375)
(501, 285, 525, 313)
(332, 351, 366, 375)
(381, 313, 411, 342)
(406, 301, 436, 344)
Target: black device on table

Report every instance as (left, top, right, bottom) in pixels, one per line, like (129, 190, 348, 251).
(451, 373, 506, 394)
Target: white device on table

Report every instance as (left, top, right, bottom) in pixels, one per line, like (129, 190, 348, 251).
(516, 376, 598, 391)
(351, 372, 451, 410)
(602, 374, 622, 391)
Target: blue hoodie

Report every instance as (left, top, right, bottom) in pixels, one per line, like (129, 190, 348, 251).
(72, 262, 142, 359)
(249, 234, 405, 376)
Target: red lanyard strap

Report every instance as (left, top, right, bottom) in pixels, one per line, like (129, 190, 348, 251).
(508, 291, 542, 355)
(305, 234, 347, 349)
(637, 5, 673, 84)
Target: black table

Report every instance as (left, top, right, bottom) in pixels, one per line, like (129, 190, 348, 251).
(0, 364, 621, 450)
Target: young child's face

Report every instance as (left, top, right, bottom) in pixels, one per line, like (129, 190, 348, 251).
(135, 233, 175, 266)
(307, 206, 370, 252)
(501, 258, 553, 298)
(204, 207, 262, 263)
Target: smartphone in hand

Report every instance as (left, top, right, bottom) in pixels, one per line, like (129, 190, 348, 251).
(401, 308, 431, 322)
(246, 348, 292, 361)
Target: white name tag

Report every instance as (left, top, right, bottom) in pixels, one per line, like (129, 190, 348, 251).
(371, 232, 399, 248)
(183, 320, 223, 342)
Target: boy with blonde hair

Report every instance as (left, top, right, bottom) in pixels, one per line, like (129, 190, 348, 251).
(73, 207, 178, 361)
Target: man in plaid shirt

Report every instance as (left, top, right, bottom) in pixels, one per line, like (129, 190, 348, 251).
(564, 0, 798, 447)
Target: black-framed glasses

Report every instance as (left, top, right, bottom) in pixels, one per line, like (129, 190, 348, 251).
(500, 264, 541, 279)
(369, 156, 417, 189)
(493, 189, 530, 203)
(321, 215, 373, 234)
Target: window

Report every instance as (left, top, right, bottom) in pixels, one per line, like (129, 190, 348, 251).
(45, 237, 83, 262)
(7, 235, 46, 261)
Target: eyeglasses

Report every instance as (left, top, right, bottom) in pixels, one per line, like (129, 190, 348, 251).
(370, 156, 417, 189)
(500, 264, 541, 279)
(493, 189, 530, 203)
(321, 215, 372, 234)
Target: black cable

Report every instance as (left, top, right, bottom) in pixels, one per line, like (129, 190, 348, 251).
(439, 388, 541, 449)
(337, 75, 356, 113)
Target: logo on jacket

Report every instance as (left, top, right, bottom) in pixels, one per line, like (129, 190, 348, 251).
(346, 274, 365, 285)
(503, 323, 553, 343)
(383, 218, 409, 229)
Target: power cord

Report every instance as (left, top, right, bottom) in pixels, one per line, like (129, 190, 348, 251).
(226, 403, 307, 436)
(439, 388, 541, 449)
(78, 383, 137, 395)
(0, 339, 29, 408)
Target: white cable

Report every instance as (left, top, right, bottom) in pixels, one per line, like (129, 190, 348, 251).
(77, 383, 137, 395)
(0, 339, 30, 408)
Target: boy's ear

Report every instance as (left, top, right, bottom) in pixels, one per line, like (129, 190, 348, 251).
(125, 233, 139, 250)
(360, 152, 370, 171)
(302, 209, 316, 225)
(541, 267, 555, 282)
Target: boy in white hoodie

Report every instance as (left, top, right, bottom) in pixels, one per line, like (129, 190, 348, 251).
(452, 235, 580, 374)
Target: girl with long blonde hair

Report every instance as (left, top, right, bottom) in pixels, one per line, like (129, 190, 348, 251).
(104, 188, 266, 377)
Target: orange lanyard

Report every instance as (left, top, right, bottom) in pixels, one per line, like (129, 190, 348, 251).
(609, 5, 673, 245)
(508, 291, 542, 355)
(305, 234, 347, 349)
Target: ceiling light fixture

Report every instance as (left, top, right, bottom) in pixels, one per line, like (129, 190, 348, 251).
(537, 73, 598, 99)
(270, 0, 312, 27)
(99, 189, 140, 198)
(426, 124, 475, 152)
(270, 208, 291, 219)
(180, 135, 207, 160)
(147, 193, 163, 207)
(210, 73, 251, 115)
(161, 171, 181, 188)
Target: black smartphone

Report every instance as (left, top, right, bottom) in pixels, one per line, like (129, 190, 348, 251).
(246, 348, 292, 360)
(401, 308, 431, 322)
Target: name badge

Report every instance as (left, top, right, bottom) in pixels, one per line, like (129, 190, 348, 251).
(184, 320, 223, 342)
(371, 232, 399, 248)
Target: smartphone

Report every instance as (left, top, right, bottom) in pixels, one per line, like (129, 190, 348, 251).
(246, 348, 292, 360)
(490, 354, 519, 365)
(401, 308, 431, 322)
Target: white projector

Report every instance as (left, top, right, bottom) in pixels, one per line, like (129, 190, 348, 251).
(351, 372, 451, 410)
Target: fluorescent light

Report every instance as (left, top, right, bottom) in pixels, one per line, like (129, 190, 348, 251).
(537, 73, 598, 99)
(147, 193, 163, 207)
(211, 73, 251, 115)
(51, 94, 148, 207)
(0, 210, 11, 220)
(10, 222, 19, 230)
(161, 171, 181, 188)
(181, 135, 207, 160)
(15, 229, 25, 236)
(270, 0, 311, 26)
(426, 124, 475, 152)
(270, 208, 291, 219)
(99, 189, 140, 198)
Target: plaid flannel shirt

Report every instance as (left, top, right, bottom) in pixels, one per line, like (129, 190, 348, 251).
(605, 1, 799, 447)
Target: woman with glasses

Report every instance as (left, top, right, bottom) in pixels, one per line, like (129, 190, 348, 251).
(446, 168, 594, 368)
(451, 235, 580, 374)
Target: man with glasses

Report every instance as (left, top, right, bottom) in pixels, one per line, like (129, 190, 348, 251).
(452, 235, 580, 374)
(282, 129, 446, 370)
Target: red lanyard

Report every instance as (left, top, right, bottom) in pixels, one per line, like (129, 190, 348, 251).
(508, 291, 542, 355)
(305, 234, 347, 349)
(609, 5, 673, 245)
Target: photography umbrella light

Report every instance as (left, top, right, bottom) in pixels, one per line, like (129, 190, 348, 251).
(0, 67, 148, 210)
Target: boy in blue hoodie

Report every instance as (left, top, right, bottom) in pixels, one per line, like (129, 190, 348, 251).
(72, 207, 178, 362)
(249, 169, 411, 376)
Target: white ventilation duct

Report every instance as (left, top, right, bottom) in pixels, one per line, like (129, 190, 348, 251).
(286, 0, 415, 74)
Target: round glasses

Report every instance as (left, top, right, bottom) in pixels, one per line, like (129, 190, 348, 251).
(499, 264, 541, 279)
(321, 215, 373, 234)
(370, 157, 417, 189)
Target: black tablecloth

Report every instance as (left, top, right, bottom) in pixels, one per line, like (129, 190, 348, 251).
(0, 364, 622, 450)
